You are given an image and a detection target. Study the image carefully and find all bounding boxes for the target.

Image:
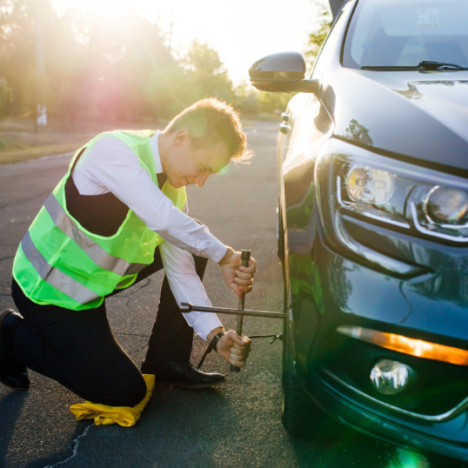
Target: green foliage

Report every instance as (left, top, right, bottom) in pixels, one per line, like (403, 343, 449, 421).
(305, 3, 332, 67)
(0, 78, 11, 115)
(0, 0, 309, 122)
(233, 80, 291, 116)
(183, 40, 234, 103)
(145, 64, 189, 119)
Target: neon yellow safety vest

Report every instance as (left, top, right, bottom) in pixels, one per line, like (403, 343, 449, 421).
(12, 130, 187, 311)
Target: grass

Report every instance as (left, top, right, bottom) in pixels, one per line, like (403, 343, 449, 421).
(0, 144, 84, 165)
(0, 118, 164, 165)
(0, 114, 278, 165)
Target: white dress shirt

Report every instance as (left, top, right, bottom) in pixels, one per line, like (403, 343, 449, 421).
(72, 132, 224, 340)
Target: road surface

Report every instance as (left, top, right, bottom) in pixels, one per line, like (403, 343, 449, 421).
(0, 121, 459, 467)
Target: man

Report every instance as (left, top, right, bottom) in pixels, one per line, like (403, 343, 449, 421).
(0, 98, 256, 408)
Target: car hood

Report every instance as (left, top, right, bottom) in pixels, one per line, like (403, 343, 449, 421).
(327, 69, 468, 172)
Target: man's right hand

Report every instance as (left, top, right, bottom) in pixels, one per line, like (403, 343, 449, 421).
(218, 247, 256, 298)
(215, 330, 251, 368)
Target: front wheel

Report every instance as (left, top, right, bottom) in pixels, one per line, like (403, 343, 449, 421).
(281, 315, 339, 438)
(281, 321, 321, 437)
(277, 202, 285, 263)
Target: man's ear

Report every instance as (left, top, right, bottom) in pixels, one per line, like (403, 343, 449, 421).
(174, 129, 190, 147)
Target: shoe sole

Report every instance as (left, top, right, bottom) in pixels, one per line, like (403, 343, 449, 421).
(0, 309, 14, 330)
(0, 310, 29, 390)
(0, 309, 21, 334)
(156, 379, 225, 389)
(0, 374, 29, 390)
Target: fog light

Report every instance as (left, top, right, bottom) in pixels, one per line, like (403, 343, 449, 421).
(370, 360, 413, 395)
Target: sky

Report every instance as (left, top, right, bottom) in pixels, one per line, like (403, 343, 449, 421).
(53, 0, 329, 85)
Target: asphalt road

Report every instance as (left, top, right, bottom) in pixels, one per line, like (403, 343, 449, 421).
(0, 120, 463, 468)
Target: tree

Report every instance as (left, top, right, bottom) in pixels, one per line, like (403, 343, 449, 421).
(68, 7, 177, 121)
(0, 1, 304, 123)
(0, 0, 36, 116)
(233, 80, 261, 115)
(305, 3, 332, 67)
(0, 0, 86, 119)
(183, 40, 235, 104)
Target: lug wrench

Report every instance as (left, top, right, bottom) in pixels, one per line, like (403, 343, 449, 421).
(180, 299, 286, 369)
(180, 303, 285, 320)
(232, 249, 251, 372)
(181, 249, 286, 371)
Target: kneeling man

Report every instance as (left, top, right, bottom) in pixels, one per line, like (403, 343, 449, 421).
(0, 98, 255, 409)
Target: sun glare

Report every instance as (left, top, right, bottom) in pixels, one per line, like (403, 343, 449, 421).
(55, 0, 132, 14)
(51, 0, 324, 84)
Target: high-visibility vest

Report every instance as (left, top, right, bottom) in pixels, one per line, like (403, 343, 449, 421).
(12, 130, 187, 311)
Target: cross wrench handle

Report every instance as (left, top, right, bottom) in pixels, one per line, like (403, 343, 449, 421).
(231, 249, 251, 372)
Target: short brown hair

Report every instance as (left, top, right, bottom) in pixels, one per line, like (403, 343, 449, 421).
(165, 98, 252, 163)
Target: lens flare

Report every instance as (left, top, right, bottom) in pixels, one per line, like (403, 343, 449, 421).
(387, 448, 430, 468)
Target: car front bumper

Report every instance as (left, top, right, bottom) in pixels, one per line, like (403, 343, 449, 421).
(301, 367, 468, 462)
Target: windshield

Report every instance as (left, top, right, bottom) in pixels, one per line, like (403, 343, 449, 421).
(343, 0, 468, 69)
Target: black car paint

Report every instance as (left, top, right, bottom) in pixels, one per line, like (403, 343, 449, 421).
(272, 0, 468, 461)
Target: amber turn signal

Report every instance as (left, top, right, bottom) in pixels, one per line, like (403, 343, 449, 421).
(337, 325, 468, 366)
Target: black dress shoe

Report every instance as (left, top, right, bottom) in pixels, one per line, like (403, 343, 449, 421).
(142, 361, 225, 388)
(0, 310, 29, 390)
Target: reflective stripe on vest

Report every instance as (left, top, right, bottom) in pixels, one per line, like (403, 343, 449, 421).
(13, 129, 187, 310)
(21, 231, 99, 305)
(43, 193, 147, 276)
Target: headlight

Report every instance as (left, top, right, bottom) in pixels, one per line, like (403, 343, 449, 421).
(424, 186, 468, 224)
(346, 166, 395, 204)
(317, 140, 468, 244)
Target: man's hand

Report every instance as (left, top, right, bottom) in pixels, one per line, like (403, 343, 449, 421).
(212, 330, 251, 368)
(218, 247, 257, 298)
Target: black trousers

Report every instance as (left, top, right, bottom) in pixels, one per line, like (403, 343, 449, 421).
(11, 248, 208, 407)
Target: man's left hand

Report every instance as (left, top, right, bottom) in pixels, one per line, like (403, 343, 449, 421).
(218, 247, 257, 298)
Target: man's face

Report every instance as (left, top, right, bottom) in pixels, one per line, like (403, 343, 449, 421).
(164, 130, 231, 189)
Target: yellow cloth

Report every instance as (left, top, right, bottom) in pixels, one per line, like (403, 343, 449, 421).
(69, 374, 155, 427)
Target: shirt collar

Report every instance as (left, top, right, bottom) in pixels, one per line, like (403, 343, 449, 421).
(149, 131, 163, 174)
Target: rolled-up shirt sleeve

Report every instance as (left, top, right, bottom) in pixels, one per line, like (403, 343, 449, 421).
(160, 241, 223, 340)
(72, 135, 226, 339)
(76, 135, 227, 263)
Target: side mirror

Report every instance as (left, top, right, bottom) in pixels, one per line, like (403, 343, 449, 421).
(249, 52, 318, 94)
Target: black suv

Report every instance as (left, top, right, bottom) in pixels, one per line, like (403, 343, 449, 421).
(249, 0, 468, 462)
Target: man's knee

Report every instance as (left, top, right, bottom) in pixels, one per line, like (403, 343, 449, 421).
(94, 372, 147, 407)
(116, 373, 147, 407)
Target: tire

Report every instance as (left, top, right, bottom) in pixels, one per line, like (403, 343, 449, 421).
(279, 206, 339, 438)
(281, 319, 321, 437)
(281, 308, 339, 438)
(277, 202, 285, 263)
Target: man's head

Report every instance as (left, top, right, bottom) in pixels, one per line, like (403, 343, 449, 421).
(159, 98, 252, 188)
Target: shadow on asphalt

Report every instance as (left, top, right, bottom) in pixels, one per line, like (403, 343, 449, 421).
(45, 384, 247, 467)
(0, 391, 28, 468)
(23, 422, 92, 468)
